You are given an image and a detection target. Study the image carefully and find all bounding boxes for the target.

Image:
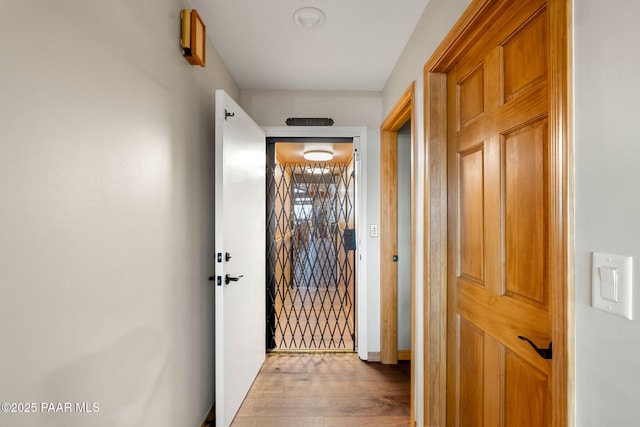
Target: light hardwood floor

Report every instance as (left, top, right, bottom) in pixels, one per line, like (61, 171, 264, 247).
(231, 353, 410, 426)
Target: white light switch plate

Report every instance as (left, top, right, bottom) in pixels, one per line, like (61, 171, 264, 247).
(592, 252, 633, 319)
(370, 224, 379, 238)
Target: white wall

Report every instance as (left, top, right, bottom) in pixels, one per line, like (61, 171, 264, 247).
(0, 1, 239, 426)
(240, 90, 382, 354)
(397, 122, 412, 350)
(382, 0, 473, 115)
(574, 0, 640, 425)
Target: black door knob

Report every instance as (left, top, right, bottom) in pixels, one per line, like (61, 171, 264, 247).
(225, 274, 244, 285)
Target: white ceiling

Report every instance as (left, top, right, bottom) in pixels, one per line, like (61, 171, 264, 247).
(190, 0, 430, 91)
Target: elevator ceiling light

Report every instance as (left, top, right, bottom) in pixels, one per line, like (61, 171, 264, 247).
(303, 150, 333, 161)
(293, 7, 326, 29)
(306, 166, 329, 175)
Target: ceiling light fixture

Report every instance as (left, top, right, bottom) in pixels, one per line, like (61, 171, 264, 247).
(293, 7, 326, 29)
(303, 150, 333, 161)
(306, 166, 329, 175)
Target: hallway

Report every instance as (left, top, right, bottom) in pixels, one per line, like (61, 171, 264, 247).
(231, 353, 410, 426)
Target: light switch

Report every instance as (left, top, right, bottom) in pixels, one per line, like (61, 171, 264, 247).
(592, 252, 633, 320)
(599, 267, 618, 302)
(370, 224, 379, 238)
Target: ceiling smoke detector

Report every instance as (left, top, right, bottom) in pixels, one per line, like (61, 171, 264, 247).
(293, 7, 326, 29)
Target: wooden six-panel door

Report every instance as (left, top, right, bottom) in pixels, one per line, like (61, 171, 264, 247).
(446, 0, 553, 425)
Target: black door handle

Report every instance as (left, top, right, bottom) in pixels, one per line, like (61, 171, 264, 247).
(518, 336, 552, 360)
(225, 274, 244, 285)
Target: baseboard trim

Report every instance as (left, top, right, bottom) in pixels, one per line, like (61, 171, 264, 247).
(398, 350, 411, 361)
(201, 404, 214, 427)
(368, 351, 411, 362)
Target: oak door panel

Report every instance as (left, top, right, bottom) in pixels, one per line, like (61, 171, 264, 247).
(504, 350, 550, 427)
(458, 146, 485, 284)
(502, 8, 548, 103)
(458, 64, 485, 130)
(447, 0, 553, 425)
(457, 317, 484, 427)
(504, 119, 549, 308)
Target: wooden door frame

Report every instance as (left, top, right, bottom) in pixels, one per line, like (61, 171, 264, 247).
(380, 82, 415, 422)
(422, 0, 574, 426)
(381, 82, 415, 364)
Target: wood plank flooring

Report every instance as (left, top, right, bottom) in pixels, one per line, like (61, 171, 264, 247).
(231, 353, 410, 427)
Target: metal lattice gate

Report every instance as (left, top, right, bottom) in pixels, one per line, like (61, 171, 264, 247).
(266, 159, 356, 350)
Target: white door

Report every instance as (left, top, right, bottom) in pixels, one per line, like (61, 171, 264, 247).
(214, 90, 265, 427)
